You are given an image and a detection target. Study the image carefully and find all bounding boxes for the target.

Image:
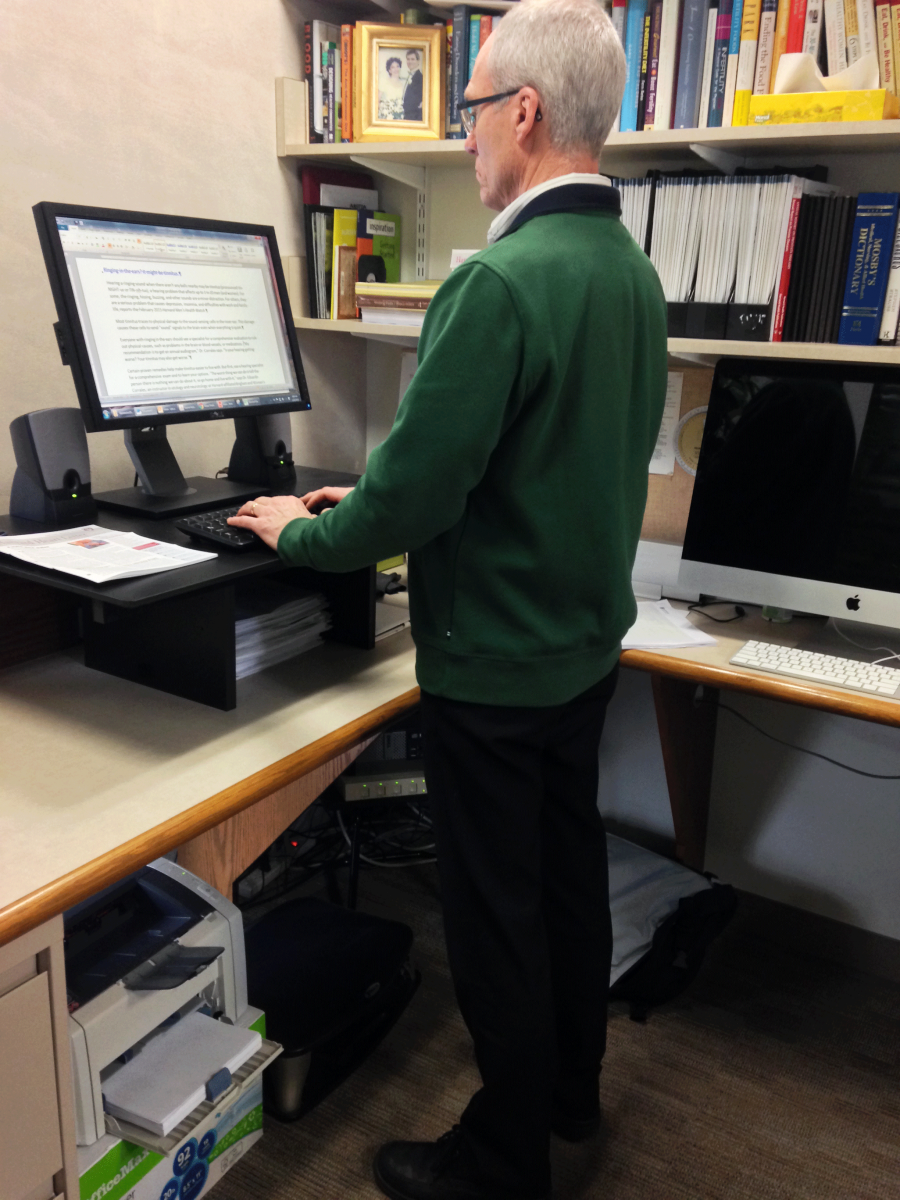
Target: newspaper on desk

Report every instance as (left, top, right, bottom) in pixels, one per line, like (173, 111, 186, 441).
(623, 599, 717, 649)
(0, 524, 215, 584)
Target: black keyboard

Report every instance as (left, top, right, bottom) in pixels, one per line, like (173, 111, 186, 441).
(174, 505, 262, 552)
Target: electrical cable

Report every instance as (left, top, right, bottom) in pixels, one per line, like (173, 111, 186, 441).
(336, 810, 437, 867)
(830, 618, 900, 665)
(718, 703, 900, 780)
(688, 602, 746, 623)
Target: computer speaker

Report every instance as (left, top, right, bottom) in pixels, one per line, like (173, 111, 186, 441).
(228, 413, 296, 490)
(9, 407, 97, 524)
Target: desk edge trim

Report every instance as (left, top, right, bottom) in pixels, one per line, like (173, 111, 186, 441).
(0, 685, 421, 948)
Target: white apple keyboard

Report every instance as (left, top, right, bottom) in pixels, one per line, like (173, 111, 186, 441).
(730, 640, 900, 697)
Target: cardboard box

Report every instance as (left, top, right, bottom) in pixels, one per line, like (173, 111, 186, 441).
(78, 1079, 262, 1200)
(78, 1011, 269, 1200)
(748, 89, 900, 123)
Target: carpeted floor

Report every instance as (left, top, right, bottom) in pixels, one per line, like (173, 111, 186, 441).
(211, 865, 900, 1200)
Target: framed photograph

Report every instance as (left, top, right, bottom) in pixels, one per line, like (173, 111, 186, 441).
(358, 23, 445, 142)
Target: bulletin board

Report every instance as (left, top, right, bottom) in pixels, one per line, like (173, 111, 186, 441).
(640, 366, 713, 545)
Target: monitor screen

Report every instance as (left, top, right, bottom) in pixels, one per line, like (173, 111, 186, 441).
(679, 358, 900, 630)
(33, 202, 311, 433)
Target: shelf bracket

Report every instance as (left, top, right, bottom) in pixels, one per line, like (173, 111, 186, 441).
(688, 143, 746, 175)
(349, 158, 425, 191)
(349, 156, 428, 280)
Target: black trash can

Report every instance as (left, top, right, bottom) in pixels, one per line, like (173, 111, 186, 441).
(245, 896, 419, 1120)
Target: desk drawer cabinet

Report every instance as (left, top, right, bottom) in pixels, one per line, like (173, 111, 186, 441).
(0, 918, 77, 1200)
(0, 972, 63, 1199)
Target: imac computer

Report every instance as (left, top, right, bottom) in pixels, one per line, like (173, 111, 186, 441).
(32, 201, 312, 517)
(679, 357, 900, 637)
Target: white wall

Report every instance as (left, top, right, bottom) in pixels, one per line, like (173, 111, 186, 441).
(599, 669, 900, 941)
(0, 0, 366, 503)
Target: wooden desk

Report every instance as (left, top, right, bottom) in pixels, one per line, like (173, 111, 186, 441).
(622, 605, 900, 870)
(3, 602, 898, 949)
(2, 604, 898, 1200)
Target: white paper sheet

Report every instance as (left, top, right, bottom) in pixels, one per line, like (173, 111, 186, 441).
(622, 600, 717, 649)
(649, 372, 684, 476)
(102, 1012, 261, 1135)
(0, 524, 215, 584)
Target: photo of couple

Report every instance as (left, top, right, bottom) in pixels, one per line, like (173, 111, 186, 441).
(377, 46, 424, 122)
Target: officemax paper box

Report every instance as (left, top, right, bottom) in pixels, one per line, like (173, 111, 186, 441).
(78, 1077, 263, 1200)
(749, 89, 900, 123)
(78, 1010, 271, 1200)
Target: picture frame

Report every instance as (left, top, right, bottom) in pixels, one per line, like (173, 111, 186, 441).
(357, 23, 445, 142)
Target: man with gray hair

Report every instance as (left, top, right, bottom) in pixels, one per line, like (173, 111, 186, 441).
(229, 1, 667, 1196)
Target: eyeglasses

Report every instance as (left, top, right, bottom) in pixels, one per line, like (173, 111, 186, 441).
(458, 89, 542, 134)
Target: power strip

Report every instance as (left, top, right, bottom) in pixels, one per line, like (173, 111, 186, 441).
(340, 773, 428, 802)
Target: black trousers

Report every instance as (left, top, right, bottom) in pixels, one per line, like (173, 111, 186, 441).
(419, 667, 618, 1192)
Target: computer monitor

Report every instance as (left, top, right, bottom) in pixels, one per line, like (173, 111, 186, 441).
(679, 357, 900, 633)
(32, 201, 311, 516)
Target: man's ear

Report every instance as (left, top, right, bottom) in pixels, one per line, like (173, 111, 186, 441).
(514, 88, 542, 144)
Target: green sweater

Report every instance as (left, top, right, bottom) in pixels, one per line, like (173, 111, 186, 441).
(278, 203, 668, 705)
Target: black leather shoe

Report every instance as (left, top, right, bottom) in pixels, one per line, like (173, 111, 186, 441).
(373, 1127, 551, 1200)
(549, 1101, 602, 1143)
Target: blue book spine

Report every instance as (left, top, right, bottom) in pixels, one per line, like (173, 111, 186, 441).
(450, 6, 470, 139)
(728, 0, 743, 55)
(468, 15, 481, 81)
(621, 0, 649, 133)
(707, 0, 734, 126)
(838, 193, 900, 345)
(674, 0, 712, 128)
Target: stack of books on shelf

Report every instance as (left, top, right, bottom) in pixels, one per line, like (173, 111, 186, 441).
(301, 166, 401, 321)
(613, 169, 900, 344)
(611, 0, 900, 133)
(356, 281, 442, 327)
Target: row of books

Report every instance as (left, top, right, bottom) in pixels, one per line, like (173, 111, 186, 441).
(614, 169, 900, 343)
(301, 10, 498, 144)
(612, 0, 900, 133)
(446, 7, 502, 139)
(301, 167, 401, 320)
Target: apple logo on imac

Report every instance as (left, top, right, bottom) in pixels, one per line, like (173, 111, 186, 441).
(846, 596, 861, 611)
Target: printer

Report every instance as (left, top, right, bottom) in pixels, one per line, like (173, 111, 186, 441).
(64, 857, 269, 1148)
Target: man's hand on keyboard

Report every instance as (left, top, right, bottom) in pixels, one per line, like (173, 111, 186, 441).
(228, 495, 314, 550)
(300, 485, 354, 512)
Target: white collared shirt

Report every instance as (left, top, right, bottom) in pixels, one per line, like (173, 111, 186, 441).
(486, 172, 614, 244)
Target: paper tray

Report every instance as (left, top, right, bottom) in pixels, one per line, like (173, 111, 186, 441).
(104, 1037, 282, 1154)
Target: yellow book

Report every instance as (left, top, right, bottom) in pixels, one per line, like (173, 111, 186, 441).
(770, 0, 792, 93)
(748, 87, 900, 120)
(733, 0, 763, 125)
(330, 209, 359, 319)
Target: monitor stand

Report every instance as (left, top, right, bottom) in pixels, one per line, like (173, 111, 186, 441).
(94, 426, 266, 519)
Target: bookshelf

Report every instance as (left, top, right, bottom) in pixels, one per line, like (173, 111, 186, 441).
(278, 77, 900, 366)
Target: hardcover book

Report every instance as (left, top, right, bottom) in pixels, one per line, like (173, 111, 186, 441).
(732, 0, 762, 124)
(654, 0, 686, 129)
(877, 214, 900, 342)
(356, 211, 402, 285)
(838, 192, 900, 344)
(621, 0, 650, 131)
(644, 0, 666, 128)
(707, 0, 735, 125)
(674, 0, 713, 127)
